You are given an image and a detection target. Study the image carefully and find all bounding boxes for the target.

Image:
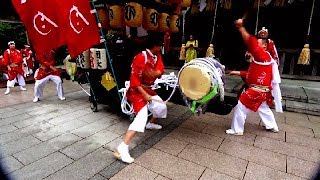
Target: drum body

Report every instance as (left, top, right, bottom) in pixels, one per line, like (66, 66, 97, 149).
(174, 57, 237, 115)
(178, 64, 216, 101)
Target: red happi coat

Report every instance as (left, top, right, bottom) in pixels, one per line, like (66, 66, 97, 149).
(3, 49, 24, 80)
(0, 56, 7, 73)
(35, 51, 60, 80)
(21, 48, 34, 69)
(239, 36, 273, 112)
(127, 50, 165, 113)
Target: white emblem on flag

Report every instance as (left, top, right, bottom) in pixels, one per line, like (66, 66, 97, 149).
(33, 11, 58, 36)
(69, 5, 90, 34)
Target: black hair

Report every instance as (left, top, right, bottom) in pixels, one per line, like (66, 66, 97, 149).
(145, 32, 164, 49)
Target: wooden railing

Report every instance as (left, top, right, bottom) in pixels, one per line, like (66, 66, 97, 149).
(278, 48, 320, 81)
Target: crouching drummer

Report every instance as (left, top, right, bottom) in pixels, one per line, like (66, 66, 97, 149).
(114, 33, 167, 164)
(33, 50, 65, 102)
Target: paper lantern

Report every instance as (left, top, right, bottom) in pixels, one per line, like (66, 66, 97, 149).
(90, 48, 107, 70)
(181, 0, 191, 7)
(170, 14, 180, 33)
(158, 13, 170, 32)
(109, 5, 125, 28)
(125, 2, 143, 27)
(97, 9, 109, 30)
(76, 50, 90, 69)
(143, 8, 159, 30)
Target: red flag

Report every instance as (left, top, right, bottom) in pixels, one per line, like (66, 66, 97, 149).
(11, 0, 66, 56)
(61, 0, 101, 58)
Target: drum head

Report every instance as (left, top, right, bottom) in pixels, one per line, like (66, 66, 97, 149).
(179, 64, 212, 100)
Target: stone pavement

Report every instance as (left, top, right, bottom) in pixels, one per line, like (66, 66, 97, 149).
(0, 78, 319, 180)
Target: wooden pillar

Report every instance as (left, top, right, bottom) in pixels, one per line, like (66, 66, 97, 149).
(289, 55, 295, 75)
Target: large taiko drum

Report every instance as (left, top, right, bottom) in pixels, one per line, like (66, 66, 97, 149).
(178, 57, 225, 101)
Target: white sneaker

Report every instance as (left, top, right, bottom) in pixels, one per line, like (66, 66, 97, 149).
(145, 122, 162, 130)
(33, 97, 39, 103)
(226, 129, 243, 136)
(114, 143, 134, 164)
(59, 96, 66, 101)
(20, 86, 27, 91)
(4, 89, 10, 95)
(267, 127, 279, 133)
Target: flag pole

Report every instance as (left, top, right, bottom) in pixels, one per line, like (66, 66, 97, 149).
(90, 0, 122, 101)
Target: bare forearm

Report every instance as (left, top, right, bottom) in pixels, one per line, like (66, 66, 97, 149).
(136, 86, 149, 97)
(238, 27, 250, 43)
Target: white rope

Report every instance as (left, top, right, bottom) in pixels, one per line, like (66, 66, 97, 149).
(119, 57, 225, 116)
(119, 73, 178, 116)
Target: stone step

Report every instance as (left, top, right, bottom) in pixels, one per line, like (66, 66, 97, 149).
(284, 100, 320, 116)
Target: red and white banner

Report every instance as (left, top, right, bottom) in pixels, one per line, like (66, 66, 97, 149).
(11, 0, 101, 58)
(12, 0, 66, 56)
(61, 0, 101, 58)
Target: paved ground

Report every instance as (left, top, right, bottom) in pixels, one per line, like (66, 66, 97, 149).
(0, 78, 319, 180)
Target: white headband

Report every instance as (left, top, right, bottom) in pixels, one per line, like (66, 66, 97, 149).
(258, 27, 268, 34)
(8, 41, 15, 45)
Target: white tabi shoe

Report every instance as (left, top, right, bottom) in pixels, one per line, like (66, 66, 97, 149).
(266, 127, 279, 133)
(145, 122, 162, 130)
(20, 86, 27, 91)
(4, 89, 10, 95)
(226, 129, 243, 136)
(114, 143, 134, 164)
(59, 96, 66, 101)
(33, 97, 39, 103)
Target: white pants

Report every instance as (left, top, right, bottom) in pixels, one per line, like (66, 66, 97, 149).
(230, 101, 278, 133)
(34, 75, 64, 98)
(3, 73, 8, 80)
(7, 74, 26, 87)
(128, 95, 167, 132)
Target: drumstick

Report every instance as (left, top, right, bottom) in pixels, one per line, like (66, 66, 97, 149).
(242, 11, 248, 20)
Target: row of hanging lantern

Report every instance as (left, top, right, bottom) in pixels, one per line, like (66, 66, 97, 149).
(95, 0, 191, 33)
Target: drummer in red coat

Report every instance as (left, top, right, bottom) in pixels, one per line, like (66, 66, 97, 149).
(0, 55, 7, 77)
(115, 33, 167, 164)
(3, 41, 26, 95)
(226, 19, 282, 136)
(33, 50, 65, 102)
(21, 44, 34, 76)
(258, 27, 279, 65)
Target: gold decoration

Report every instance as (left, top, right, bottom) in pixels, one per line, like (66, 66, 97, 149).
(206, 44, 215, 57)
(297, 44, 310, 65)
(179, 44, 186, 61)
